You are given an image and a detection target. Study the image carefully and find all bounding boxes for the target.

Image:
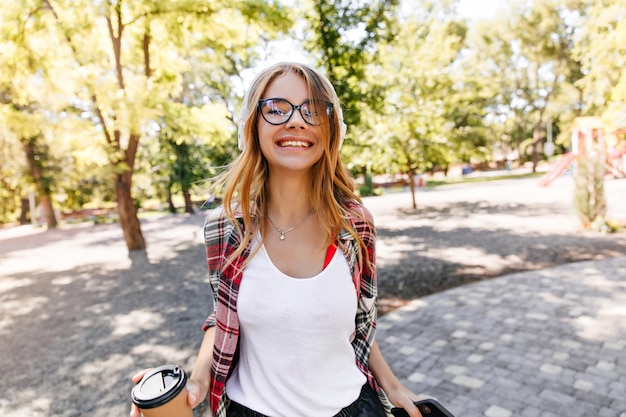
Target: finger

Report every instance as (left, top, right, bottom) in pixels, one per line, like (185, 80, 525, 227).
(186, 382, 205, 408)
(402, 400, 422, 417)
(131, 368, 153, 384)
(187, 390, 198, 408)
(409, 405, 423, 417)
(129, 404, 141, 417)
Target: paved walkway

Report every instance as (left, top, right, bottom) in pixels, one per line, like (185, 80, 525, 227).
(377, 257, 626, 417)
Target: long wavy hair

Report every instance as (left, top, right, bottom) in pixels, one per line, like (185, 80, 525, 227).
(215, 62, 373, 272)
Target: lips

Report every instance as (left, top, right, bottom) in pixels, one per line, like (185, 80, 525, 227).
(277, 140, 312, 148)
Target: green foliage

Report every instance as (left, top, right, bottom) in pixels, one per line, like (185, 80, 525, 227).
(1, 0, 625, 223)
(573, 155, 606, 228)
(463, 0, 583, 172)
(357, 172, 382, 197)
(0, 0, 291, 228)
(374, 5, 467, 183)
(144, 99, 232, 211)
(301, 0, 399, 129)
(574, 0, 626, 127)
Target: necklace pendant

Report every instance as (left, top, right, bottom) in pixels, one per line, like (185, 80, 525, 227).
(267, 209, 314, 242)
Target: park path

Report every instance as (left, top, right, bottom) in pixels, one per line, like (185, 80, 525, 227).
(378, 257, 626, 417)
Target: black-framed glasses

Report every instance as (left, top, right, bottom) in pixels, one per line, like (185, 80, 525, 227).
(257, 98, 333, 126)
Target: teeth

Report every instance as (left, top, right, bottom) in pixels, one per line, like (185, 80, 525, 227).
(279, 140, 310, 147)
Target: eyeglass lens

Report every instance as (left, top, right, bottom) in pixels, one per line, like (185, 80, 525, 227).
(258, 98, 331, 126)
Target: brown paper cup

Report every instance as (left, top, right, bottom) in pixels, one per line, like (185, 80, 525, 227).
(131, 364, 194, 417)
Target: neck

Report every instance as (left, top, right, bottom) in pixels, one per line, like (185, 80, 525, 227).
(267, 171, 313, 222)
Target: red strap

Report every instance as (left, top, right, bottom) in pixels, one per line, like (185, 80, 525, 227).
(323, 243, 337, 270)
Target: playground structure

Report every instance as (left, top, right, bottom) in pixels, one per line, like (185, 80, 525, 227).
(538, 116, 626, 187)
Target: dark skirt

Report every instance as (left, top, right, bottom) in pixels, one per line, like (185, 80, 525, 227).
(226, 383, 387, 417)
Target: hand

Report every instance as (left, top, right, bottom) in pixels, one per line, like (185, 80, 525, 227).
(386, 386, 423, 417)
(185, 375, 209, 409)
(129, 369, 209, 417)
(130, 368, 152, 417)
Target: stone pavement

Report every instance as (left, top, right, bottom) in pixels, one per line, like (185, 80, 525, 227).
(377, 257, 626, 417)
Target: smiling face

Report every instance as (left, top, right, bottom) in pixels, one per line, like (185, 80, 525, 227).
(257, 72, 326, 175)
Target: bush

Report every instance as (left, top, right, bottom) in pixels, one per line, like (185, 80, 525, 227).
(573, 155, 606, 229)
(358, 185, 383, 197)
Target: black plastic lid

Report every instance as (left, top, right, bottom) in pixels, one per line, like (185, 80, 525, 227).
(131, 364, 187, 409)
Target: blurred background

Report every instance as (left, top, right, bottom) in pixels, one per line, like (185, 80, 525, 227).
(1, 0, 625, 252)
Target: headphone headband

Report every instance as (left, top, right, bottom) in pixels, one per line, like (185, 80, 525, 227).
(237, 90, 250, 151)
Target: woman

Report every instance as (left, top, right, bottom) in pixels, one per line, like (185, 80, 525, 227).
(132, 62, 420, 417)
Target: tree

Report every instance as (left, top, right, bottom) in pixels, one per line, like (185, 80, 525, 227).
(466, 0, 584, 171)
(299, 0, 400, 186)
(301, 0, 399, 128)
(0, 129, 25, 224)
(0, 108, 60, 227)
(374, 6, 466, 208)
(150, 99, 232, 214)
(0, 3, 72, 228)
(574, 0, 626, 128)
(39, 0, 290, 252)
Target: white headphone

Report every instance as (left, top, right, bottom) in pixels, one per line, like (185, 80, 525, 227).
(237, 96, 250, 151)
(237, 76, 347, 151)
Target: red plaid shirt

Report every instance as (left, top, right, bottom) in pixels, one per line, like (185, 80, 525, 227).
(202, 202, 386, 416)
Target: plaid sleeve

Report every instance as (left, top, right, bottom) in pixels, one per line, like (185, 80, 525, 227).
(347, 204, 393, 413)
(351, 203, 378, 360)
(202, 207, 231, 331)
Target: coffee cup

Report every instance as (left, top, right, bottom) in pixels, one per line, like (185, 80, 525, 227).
(131, 364, 194, 417)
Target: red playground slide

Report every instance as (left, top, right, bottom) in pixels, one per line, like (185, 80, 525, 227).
(538, 152, 577, 187)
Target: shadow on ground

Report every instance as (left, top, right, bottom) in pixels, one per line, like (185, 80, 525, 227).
(0, 220, 212, 417)
(375, 201, 626, 313)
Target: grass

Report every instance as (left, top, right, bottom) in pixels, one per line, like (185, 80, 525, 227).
(423, 171, 545, 188)
(377, 171, 545, 193)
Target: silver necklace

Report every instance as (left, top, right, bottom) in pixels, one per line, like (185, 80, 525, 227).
(266, 209, 314, 241)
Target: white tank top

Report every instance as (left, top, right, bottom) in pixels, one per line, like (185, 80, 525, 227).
(225, 241, 366, 417)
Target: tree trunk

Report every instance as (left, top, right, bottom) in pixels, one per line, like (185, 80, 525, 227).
(406, 151, 417, 209)
(20, 198, 29, 225)
(22, 137, 58, 229)
(115, 172, 146, 251)
(408, 168, 417, 210)
(183, 191, 195, 214)
(167, 182, 176, 213)
(576, 88, 583, 117)
(38, 195, 57, 228)
(182, 179, 195, 214)
(530, 124, 542, 173)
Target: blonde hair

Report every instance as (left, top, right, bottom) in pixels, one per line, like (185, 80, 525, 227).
(216, 62, 372, 271)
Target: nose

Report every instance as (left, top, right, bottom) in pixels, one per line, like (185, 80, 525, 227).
(285, 108, 307, 130)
